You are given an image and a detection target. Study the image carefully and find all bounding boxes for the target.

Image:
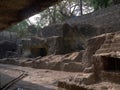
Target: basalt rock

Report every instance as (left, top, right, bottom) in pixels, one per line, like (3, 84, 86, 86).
(93, 31, 120, 83)
(0, 40, 17, 59)
(82, 34, 106, 67)
(22, 23, 85, 57)
(41, 23, 85, 52)
(66, 4, 120, 35)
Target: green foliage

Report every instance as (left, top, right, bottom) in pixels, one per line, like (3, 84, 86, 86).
(92, 0, 110, 10)
(84, 0, 113, 10)
(7, 20, 29, 38)
(30, 0, 93, 28)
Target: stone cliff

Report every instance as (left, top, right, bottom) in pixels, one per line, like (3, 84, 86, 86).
(66, 4, 120, 34)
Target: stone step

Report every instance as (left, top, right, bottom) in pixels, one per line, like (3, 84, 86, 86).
(0, 52, 84, 72)
(96, 49, 111, 54)
(101, 44, 111, 48)
(96, 47, 120, 54)
(111, 43, 120, 47)
(104, 40, 112, 44)
(58, 81, 93, 90)
(112, 38, 120, 43)
(101, 42, 120, 49)
(106, 34, 114, 39)
(58, 73, 95, 90)
(24, 61, 84, 72)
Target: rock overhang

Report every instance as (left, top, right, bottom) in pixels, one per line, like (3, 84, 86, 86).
(0, 0, 61, 31)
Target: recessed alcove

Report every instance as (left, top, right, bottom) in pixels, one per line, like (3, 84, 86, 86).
(101, 56, 120, 72)
(31, 48, 47, 57)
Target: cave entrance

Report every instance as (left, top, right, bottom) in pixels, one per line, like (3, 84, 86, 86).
(102, 56, 120, 72)
(39, 48, 47, 57)
(11, 49, 16, 52)
(31, 48, 47, 57)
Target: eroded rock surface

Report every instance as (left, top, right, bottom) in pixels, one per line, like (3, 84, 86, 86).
(21, 51, 84, 72)
(0, 40, 17, 59)
(82, 34, 106, 66)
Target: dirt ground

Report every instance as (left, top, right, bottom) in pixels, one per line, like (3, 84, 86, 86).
(0, 64, 120, 90)
(0, 64, 83, 90)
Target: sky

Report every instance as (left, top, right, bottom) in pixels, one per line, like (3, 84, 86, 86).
(29, 14, 41, 24)
(28, 0, 94, 25)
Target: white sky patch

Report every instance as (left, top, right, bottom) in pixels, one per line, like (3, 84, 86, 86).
(29, 14, 41, 24)
(28, 1, 94, 26)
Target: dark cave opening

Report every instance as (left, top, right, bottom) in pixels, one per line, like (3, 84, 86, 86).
(31, 48, 47, 57)
(12, 49, 16, 52)
(39, 48, 47, 57)
(102, 56, 120, 72)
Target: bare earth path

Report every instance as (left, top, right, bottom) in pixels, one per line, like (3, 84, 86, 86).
(0, 64, 83, 90)
(1, 64, 120, 90)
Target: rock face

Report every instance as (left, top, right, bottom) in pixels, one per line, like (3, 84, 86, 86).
(0, 0, 60, 30)
(38, 4, 120, 56)
(95, 31, 120, 55)
(21, 51, 84, 72)
(0, 31, 17, 41)
(22, 36, 64, 57)
(22, 23, 85, 57)
(73, 24, 98, 39)
(0, 40, 17, 59)
(40, 24, 64, 38)
(66, 4, 120, 35)
(22, 4, 120, 58)
(46, 36, 65, 55)
(82, 34, 106, 66)
(93, 31, 120, 83)
(41, 23, 86, 51)
(40, 23, 97, 49)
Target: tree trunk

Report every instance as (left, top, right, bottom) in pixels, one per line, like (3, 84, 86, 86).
(80, 0, 83, 15)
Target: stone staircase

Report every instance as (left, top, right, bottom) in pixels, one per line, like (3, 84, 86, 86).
(21, 52, 85, 72)
(96, 31, 120, 56)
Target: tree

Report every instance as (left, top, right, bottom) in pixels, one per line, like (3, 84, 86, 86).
(8, 20, 29, 38)
(90, 0, 110, 10)
(29, 0, 93, 28)
(84, 0, 120, 10)
(80, 0, 83, 15)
